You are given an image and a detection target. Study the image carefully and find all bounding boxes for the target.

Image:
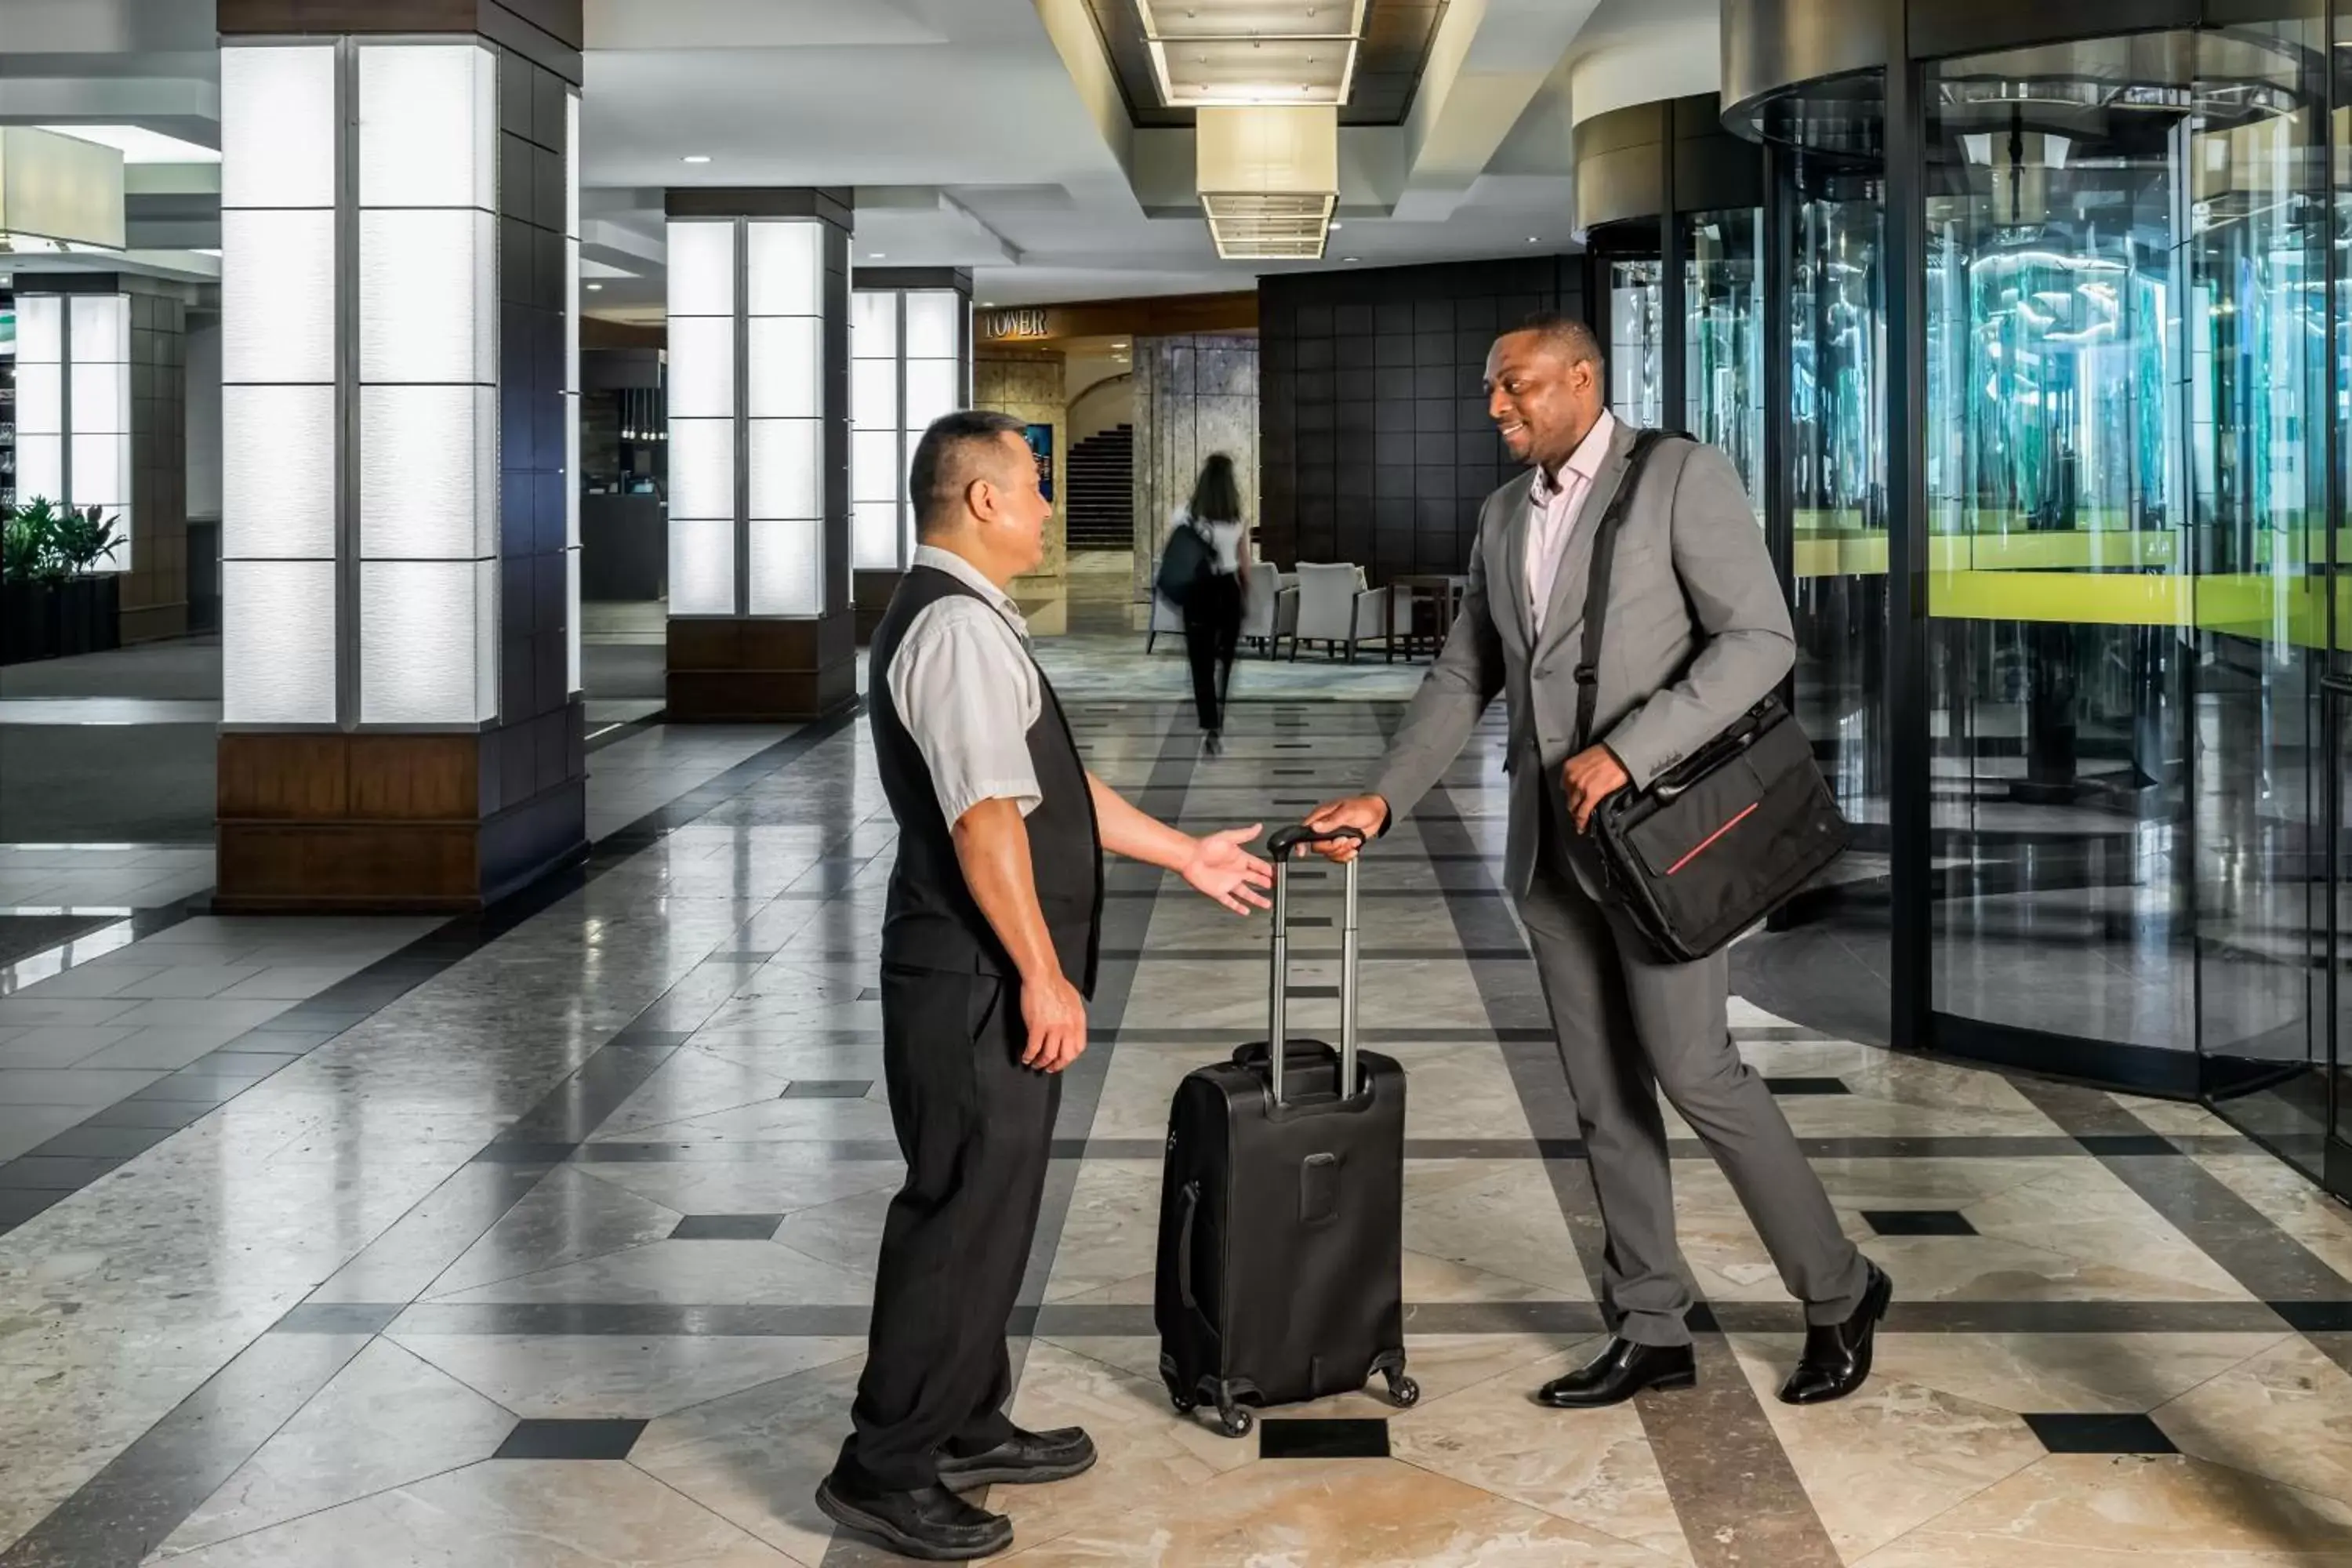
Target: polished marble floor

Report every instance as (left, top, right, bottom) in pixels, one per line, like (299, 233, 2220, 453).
(3, 685, 2352, 1565)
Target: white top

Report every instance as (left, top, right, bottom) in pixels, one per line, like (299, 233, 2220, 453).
(887, 544, 1044, 824)
(1174, 509, 1246, 575)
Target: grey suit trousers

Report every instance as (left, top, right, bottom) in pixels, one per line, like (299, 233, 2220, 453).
(1517, 815, 1869, 1347)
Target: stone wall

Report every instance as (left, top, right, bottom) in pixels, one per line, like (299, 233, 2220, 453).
(1130, 333, 1258, 598)
(975, 348, 1066, 586)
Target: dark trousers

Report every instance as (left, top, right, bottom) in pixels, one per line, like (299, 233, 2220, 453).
(1182, 572, 1242, 733)
(838, 964, 1062, 1490)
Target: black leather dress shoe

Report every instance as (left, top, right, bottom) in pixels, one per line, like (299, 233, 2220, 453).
(1778, 1262, 1893, 1406)
(937, 1425, 1098, 1489)
(815, 1471, 1012, 1562)
(1534, 1338, 1696, 1409)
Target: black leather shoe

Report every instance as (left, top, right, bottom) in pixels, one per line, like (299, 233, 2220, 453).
(815, 1471, 1012, 1562)
(1534, 1338, 1696, 1409)
(936, 1425, 1098, 1490)
(1778, 1262, 1893, 1406)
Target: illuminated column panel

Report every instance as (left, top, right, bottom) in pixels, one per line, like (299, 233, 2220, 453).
(665, 217, 738, 615)
(746, 219, 825, 615)
(219, 41, 339, 726)
(850, 287, 902, 569)
(850, 273, 972, 576)
(356, 40, 499, 726)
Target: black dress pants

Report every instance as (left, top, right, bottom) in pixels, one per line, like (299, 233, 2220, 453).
(838, 964, 1062, 1491)
(1182, 572, 1242, 734)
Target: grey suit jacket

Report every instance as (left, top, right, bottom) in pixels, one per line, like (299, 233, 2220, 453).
(1370, 423, 1794, 900)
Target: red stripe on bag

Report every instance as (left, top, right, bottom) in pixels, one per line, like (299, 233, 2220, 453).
(1665, 801, 1760, 876)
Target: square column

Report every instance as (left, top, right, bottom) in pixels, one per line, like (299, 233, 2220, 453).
(849, 267, 973, 642)
(214, 0, 586, 911)
(13, 274, 193, 641)
(662, 187, 855, 721)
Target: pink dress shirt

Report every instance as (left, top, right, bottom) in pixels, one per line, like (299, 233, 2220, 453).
(1523, 408, 1618, 639)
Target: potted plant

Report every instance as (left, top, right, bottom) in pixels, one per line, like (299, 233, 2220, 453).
(0, 497, 122, 664)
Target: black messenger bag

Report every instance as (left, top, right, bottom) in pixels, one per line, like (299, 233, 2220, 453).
(1574, 431, 1850, 964)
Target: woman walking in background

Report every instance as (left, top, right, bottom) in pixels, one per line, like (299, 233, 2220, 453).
(1174, 452, 1250, 751)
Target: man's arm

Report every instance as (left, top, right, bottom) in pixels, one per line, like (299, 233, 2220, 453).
(1364, 510, 1507, 823)
(951, 800, 1086, 1073)
(1088, 774, 1272, 915)
(1600, 444, 1795, 789)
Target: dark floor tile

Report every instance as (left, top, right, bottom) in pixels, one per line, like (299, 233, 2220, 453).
(277, 1302, 404, 1334)
(472, 1140, 578, 1164)
(1287, 985, 1340, 999)
(710, 949, 777, 962)
(0, 1189, 62, 1229)
(77, 1100, 206, 1131)
(1765, 1076, 1849, 1096)
(2022, 1412, 2176, 1454)
(855, 988, 880, 1000)
(31, 1123, 177, 1160)
(0, 1154, 124, 1190)
(781, 1080, 873, 1098)
(1258, 1417, 1390, 1460)
(493, 1417, 648, 1461)
(1863, 1209, 1977, 1237)
(670, 1214, 784, 1240)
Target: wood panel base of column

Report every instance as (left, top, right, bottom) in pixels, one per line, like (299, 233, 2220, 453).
(853, 571, 906, 646)
(666, 611, 859, 721)
(216, 717, 587, 913)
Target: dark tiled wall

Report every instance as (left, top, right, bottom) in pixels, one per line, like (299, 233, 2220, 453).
(125, 289, 188, 642)
(1259, 256, 1586, 583)
(489, 45, 585, 830)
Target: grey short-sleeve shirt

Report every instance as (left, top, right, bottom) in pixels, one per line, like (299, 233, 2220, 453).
(886, 545, 1045, 825)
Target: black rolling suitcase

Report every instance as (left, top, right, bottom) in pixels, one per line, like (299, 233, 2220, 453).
(1154, 824, 1417, 1439)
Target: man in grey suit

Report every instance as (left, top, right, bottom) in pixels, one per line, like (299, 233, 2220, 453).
(1305, 314, 1889, 1408)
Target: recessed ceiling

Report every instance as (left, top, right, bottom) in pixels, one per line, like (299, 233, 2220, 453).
(1138, 1, 1364, 108)
(1084, 0, 1448, 126)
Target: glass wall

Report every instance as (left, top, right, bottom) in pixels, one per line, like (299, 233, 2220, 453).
(1607, 258, 1665, 426)
(1921, 26, 2325, 1108)
(1686, 208, 1766, 497)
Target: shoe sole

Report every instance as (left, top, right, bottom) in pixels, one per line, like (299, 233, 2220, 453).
(814, 1481, 1011, 1562)
(939, 1450, 1098, 1490)
(1537, 1369, 1696, 1409)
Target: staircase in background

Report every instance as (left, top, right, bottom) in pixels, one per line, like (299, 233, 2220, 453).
(1065, 423, 1134, 552)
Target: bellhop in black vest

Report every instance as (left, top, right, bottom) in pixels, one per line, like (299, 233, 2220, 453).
(820, 414, 1272, 1560)
(837, 563, 1104, 1495)
(868, 568, 1105, 994)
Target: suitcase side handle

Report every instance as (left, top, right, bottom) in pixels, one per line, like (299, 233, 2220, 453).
(1175, 1180, 1200, 1312)
(1268, 825, 1361, 1106)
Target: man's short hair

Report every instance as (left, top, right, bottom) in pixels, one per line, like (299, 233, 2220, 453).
(909, 409, 1028, 533)
(1511, 310, 1603, 367)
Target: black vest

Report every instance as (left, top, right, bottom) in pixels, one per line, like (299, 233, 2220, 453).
(869, 565, 1103, 997)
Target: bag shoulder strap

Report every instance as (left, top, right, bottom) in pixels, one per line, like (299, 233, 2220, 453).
(1574, 427, 1690, 749)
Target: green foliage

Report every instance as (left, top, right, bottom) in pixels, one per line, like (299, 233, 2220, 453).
(1, 497, 121, 584)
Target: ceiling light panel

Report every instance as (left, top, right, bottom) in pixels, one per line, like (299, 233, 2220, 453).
(1136, 0, 1366, 108)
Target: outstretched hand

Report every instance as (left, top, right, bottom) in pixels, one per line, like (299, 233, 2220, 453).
(1181, 824, 1274, 915)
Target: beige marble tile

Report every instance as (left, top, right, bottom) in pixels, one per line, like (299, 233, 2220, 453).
(153, 1460, 799, 1566)
(1387, 1342, 1690, 1564)
(1042, 1160, 1163, 1303)
(1869, 1331, 2290, 1416)
(158, 1338, 515, 1556)
(588, 1047, 796, 1140)
(2156, 1336, 2352, 1508)
(1852, 1453, 2352, 1566)
(2111, 1092, 2232, 1138)
(1726, 1332, 2045, 1562)
(430, 1239, 876, 1308)
(2195, 1153, 2352, 1282)
(1962, 1167, 2252, 1301)
(633, 1354, 877, 1566)
(997, 1455, 1682, 1566)
(391, 1333, 865, 1421)
(1403, 1160, 1592, 1299)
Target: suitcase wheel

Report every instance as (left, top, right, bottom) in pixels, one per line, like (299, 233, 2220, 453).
(1384, 1370, 1421, 1409)
(1215, 1403, 1254, 1439)
(1169, 1392, 1198, 1414)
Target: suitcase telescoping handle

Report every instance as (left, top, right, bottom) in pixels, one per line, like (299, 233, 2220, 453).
(1261, 825, 1363, 1105)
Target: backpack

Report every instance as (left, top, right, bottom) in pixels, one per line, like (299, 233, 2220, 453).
(1155, 515, 1215, 608)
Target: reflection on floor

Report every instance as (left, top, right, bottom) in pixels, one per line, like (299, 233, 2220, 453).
(2, 694, 2352, 1567)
